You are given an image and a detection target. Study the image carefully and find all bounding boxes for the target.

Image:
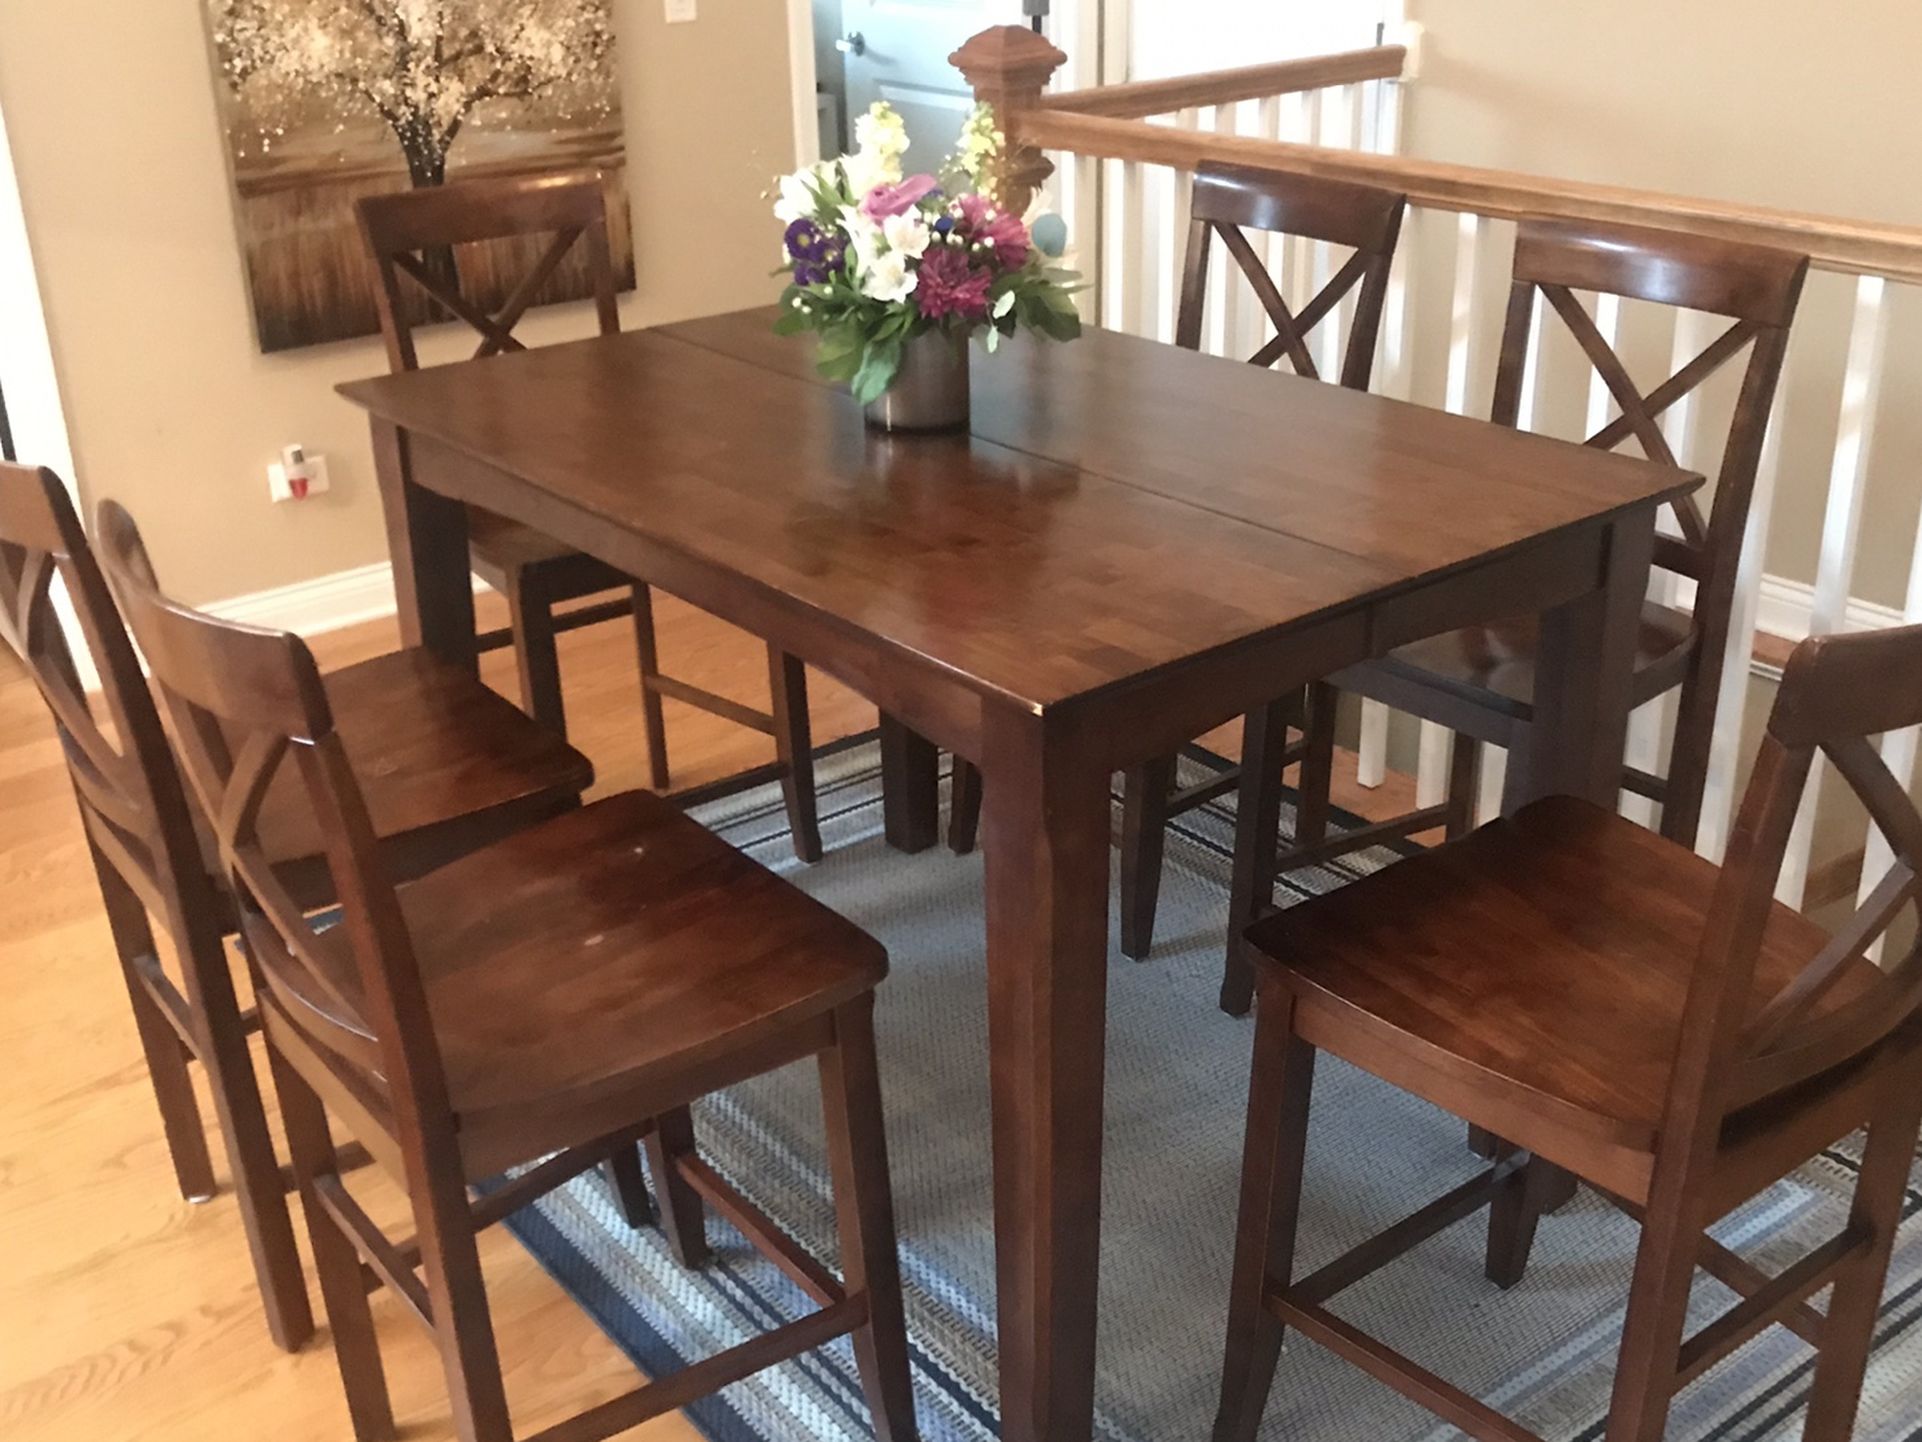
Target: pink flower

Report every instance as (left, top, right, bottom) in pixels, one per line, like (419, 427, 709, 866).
(915, 245, 993, 323)
(860, 174, 940, 221)
(955, 193, 1031, 270)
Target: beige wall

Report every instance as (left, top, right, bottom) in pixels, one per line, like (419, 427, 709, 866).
(1402, 0, 1922, 606)
(0, 1, 799, 604)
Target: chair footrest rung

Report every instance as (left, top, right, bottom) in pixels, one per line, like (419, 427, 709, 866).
(1273, 1298, 1544, 1442)
(1273, 803, 1452, 876)
(677, 1153, 847, 1308)
(524, 1295, 866, 1442)
(1166, 767, 1244, 817)
(1289, 1157, 1523, 1308)
(644, 675, 775, 735)
(1674, 1226, 1860, 1387)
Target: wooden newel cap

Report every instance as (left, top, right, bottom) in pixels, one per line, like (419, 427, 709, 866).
(950, 24, 1068, 92)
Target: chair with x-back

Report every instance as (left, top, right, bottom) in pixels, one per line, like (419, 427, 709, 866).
(1104, 163, 1407, 959)
(0, 464, 603, 1353)
(99, 497, 919, 1442)
(1227, 217, 1809, 1013)
(1216, 620, 1922, 1442)
(357, 170, 823, 861)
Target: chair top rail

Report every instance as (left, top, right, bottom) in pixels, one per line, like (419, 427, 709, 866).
(1017, 108, 1922, 282)
(1039, 45, 1406, 121)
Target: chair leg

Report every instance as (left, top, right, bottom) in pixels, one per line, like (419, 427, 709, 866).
(643, 1105, 710, 1268)
(184, 925, 314, 1350)
(1443, 732, 1480, 840)
(504, 571, 566, 737)
(1603, 1157, 1712, 1442)
(417, 1191, 514, 1442)
(1802, 1055, 1922, 1439)
(604, 1146, 653, 1230)
(948, 758, 982, 855)
(768, 647, 823, 864)
(1222, 701, 1291, 1017)
(1292, 681, 1340, 851)
(90, 847, 216, 1203)
(1119, 754, 1177, 961)
(270, 1046, 395, 1442)
(819, 998, 920, 1442)
(630, 583, 671, 792)
(1213, 988, 1316, 1442)
(1483, 1146, 1563, 1289)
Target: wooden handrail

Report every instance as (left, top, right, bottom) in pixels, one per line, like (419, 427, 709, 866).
(1016, 108, 1922, 282)
(1038, 45, 1406, 121)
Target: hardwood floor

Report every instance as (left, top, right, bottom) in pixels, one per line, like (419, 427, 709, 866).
(0, 588, 1411, 1441)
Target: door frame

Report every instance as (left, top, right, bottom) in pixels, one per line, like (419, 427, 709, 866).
(784, 0, 1104, 169)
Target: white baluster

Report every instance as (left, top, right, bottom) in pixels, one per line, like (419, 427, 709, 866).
(1417, 210, 1488, 807)
(1102, 159, 1149, 336)
(1778, 273, 1891, 908)
(1308, 89, 1347, 380)
(1150, 108, 1199, 345)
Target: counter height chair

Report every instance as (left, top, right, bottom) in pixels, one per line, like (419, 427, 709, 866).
(98, 500, 920, 1442)
(1215, 624, 1922, 1442)
(1238, 218, 1809, 1011)
(357, 170, 823, 861)
(958, 164, 1407, 954)
(0, 464, 598, 1351)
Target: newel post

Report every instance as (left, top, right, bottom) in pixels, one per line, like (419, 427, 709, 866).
(950, 25, 1068, 216)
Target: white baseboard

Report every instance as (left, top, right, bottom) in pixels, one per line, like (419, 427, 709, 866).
(204, 560, 400, 634)
(1753, 575, 1904, 644)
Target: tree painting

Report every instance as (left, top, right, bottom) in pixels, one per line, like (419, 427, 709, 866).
(203, 1, 632, 353)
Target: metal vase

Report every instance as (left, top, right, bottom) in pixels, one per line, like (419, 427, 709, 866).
(864, 329, 971, 433)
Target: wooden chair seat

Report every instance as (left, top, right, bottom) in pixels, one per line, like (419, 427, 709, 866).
(1248, 795, 1878, 1202)
(247, 647, 592, 882)
(1364, 599, 1693, 723)
(401, 792, 883, 1150)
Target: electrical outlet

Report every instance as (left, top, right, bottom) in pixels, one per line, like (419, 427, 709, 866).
(268, 445, 331, 503)
(664, 0, 697, 22)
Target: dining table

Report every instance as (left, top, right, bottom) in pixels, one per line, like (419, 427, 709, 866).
(340, 306, 1700, 1442)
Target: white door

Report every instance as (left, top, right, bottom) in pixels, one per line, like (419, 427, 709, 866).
(836, 0, 1020, 168)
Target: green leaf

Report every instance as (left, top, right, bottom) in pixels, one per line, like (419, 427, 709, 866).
(850, 336, 904, 404)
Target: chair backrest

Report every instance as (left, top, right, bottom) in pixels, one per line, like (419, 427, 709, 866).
(1491, 218, 1808, 627)
(1678, 624, 1922, 1128)
(0, 464, 212, 917)
(356, 169, 621, 374)
(1176, 164, 1407, 390)
(95, 499, 451, 1136)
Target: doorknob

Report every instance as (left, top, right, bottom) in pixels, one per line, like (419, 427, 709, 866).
(835, 31, 867, 57)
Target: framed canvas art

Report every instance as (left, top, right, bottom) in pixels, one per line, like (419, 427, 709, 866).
(204, 1, 635, 352)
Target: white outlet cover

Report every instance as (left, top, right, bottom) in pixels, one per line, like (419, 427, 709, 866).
(664, 0, 696, 22)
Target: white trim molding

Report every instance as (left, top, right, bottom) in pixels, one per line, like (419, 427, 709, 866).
(1752, 574, 1904, 647)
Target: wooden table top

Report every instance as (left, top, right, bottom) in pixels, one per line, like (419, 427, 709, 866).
(340, 310, 1697, 714)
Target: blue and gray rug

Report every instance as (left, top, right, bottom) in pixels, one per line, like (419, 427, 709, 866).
(503, 744, 1922, 1441)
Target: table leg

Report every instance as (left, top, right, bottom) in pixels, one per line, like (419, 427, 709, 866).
(878, 712, 939, 853)
(1494, 509, 1656, 1218)
(980, 704, 1112, 1442)
(1511, 511, 1657, 809)
(371, 421, 476, 667)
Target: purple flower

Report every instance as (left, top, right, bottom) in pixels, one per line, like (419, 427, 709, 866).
(915, 245, 993, 323)
(955, 194, 1031, 270)
(784, 218, 844, 287)
(860, 174, 940, 221)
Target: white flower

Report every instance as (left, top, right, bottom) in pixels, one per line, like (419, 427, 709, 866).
(842, 147, 890, 199)
(774, 161, 832, 224)
(840, 206, 885, 270)
(881, 212, 931, 260)
(860, 251, 917, 304)
(853, 102, 909, 171)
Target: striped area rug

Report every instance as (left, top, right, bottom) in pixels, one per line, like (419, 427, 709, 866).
(504, 743, 1922, 1441)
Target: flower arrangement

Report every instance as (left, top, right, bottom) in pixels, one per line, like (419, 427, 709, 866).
(771, 102, 1081, 404)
